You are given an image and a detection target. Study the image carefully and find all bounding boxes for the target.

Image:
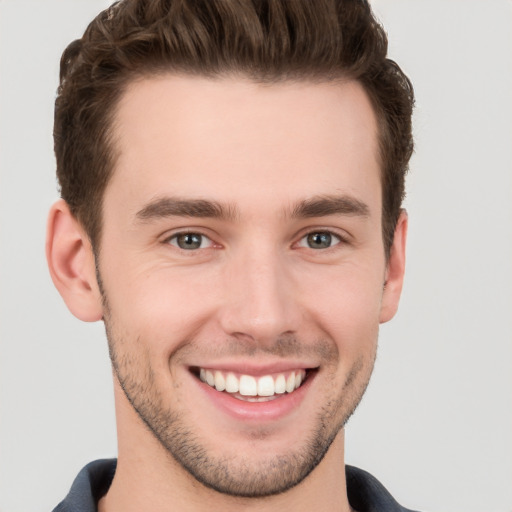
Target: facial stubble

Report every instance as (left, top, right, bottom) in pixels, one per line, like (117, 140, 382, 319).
(100, 283, 376, 498)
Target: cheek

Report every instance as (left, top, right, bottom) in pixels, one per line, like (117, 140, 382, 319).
(102, 260, 223, 348)
(302, 264, 384, 350)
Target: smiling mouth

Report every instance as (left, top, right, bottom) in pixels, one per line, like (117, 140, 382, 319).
(191, 367, 315, 402)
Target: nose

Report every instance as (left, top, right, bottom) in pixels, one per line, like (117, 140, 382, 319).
(218, 245, 301, 346)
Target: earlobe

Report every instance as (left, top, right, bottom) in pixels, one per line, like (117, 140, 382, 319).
(46, 199, 103, 322)
(379, 209, 408, 324)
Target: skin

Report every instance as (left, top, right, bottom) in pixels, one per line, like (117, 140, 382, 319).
(47, 76, 407, 512)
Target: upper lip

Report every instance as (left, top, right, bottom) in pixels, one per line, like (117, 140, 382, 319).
(189, 361, 317, 376)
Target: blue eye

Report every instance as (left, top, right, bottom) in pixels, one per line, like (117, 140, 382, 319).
(299, 231, 341, 249)
(168, 233, 213, 250)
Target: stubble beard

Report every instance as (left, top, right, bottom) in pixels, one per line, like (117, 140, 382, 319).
(101, 296, 376, 498)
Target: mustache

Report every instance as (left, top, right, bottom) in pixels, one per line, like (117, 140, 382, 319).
(174, 334, 338, 364)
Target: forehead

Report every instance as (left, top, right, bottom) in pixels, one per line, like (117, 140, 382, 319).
(108, 75, 381, 215)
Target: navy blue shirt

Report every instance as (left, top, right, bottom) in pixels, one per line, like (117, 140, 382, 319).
(53, 459, 419, 511)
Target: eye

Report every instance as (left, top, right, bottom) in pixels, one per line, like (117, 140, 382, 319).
(298, 231, 342, 250)
(168, 232, 213, 250)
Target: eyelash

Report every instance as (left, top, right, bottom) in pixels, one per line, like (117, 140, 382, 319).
(296, 230, 344, 250)
(165, 231, 215, 251)
(164, 229, 348, 252)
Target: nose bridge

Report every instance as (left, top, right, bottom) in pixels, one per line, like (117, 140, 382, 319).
(220, 240, 298, 343)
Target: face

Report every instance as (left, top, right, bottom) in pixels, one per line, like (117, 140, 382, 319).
(96, 76, 403, 497)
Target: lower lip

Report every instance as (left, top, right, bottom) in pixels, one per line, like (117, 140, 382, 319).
(193, 372, 314, 422)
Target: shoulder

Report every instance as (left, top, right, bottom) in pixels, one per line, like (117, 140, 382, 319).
(346, 465, 420, 512)
(52, 459, 117, 512)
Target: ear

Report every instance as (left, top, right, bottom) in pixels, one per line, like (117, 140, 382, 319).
(379, 209, 408, 324)
(46, 199, 103, 322)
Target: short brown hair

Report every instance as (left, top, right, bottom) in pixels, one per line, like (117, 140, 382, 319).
(54, 0, 414, 254)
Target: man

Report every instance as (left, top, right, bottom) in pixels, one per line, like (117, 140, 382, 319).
(46, 0, 415, 510)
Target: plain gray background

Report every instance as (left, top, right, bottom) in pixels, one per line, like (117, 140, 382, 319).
(1, 1, 511, 511)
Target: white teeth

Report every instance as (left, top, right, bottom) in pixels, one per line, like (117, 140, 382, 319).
(257, 375, 275, 397)
(214, 371, 225, 391)
(242, 395, 278, 402)
(205, 370, 215, 387)
(239, 375, 257, 396)
(225, 372, 239, 393)
(274, 374, 286, 394)
(198, 368, 307, 397)
(285, 372, 296, 393)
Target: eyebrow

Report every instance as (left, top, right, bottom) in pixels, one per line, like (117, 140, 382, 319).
(290, 195, 370, 219)
(135, 194, 370, 223)
(136, 197, 239, 222)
